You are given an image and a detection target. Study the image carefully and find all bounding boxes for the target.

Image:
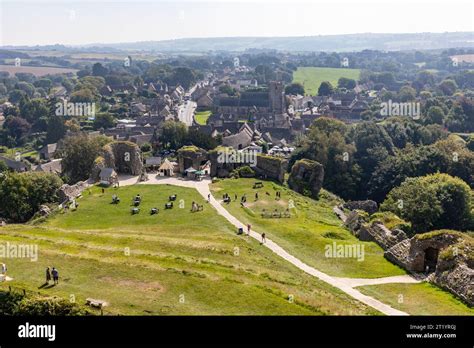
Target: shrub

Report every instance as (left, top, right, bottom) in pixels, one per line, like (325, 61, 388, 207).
(381, 173, 472, 233)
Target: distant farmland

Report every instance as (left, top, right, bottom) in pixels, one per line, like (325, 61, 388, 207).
(292, 67, 361, 96)
(0, 64, 78, 77)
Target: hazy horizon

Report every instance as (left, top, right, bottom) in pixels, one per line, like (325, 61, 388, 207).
(1, 0, 473, 46)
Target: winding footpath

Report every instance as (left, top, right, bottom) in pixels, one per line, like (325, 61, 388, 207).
(119, 175, 419, 315)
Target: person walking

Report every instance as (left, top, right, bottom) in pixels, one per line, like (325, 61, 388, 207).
(45, 267, 51, 284)
(261, 233, 266, 244)
(51, 267, 59, 285)
(247, 224, 251, 236)
(208, 194, 211, 202)
(1, 263, 6, 275)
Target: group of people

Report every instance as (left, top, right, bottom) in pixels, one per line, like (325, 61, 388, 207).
(45, 267, 60, 285)
(191, 201, 203, 212)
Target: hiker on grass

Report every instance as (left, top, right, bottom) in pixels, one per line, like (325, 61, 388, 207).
(261, 233, 266, 244)
(1, 263, 6, 275)
(255, 192, 258, 200)
(45, 267, 51, 284)
(51, 267, 59, 285)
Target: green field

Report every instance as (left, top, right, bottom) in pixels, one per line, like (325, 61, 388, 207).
(210, 178, 474, 315)
(357, 283, 474, 315)
(211, 178, 405, 279)
(292, 67, 361, 95)
(0, 184, 377, 315)
(194, 110, 212, 126)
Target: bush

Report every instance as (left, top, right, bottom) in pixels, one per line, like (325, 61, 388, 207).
(140, 142, 152, 153)
(381, 173, 472, 233)
(0, 291, 91, 315)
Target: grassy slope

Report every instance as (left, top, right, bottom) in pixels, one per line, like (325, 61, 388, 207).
(211, 178, 474, 315)
(292, 67, 361, 95)
(194, 110, 212, 126)
(0, 184, 378, 315)
(357, 283, 474, 315)
(211, 178, 405, 278)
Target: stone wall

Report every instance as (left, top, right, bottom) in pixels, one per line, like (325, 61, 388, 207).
(102, 141, 143, 175)
(58, 181, 89, 203)
(254, 154, 287, 183)
(177, 146, 208, 173)
(385, 231, 473, 306)
(209, 150, 286, 183)
(287, 159, 324, 199)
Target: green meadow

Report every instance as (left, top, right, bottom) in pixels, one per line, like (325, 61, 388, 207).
(0, 184, 377, 315)
(211, 178, 405, 279)
(292, 67, 361, 95)
(357, 283, 474, 315)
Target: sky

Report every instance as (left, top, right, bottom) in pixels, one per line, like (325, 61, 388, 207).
(0, 0, 473, 46)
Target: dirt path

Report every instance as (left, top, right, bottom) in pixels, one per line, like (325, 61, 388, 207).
(119, 175, 411, 315)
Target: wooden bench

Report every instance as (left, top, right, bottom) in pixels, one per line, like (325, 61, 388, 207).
(253, 182, 264, 189)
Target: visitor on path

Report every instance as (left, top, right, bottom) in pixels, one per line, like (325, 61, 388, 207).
(208, 194, 211, 202)
(247, 224, 251, 235)
(261, 233, 266, 244)
(45, 267, 51, 284)
(51, 267, 59, 285)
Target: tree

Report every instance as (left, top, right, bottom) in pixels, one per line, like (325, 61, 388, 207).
(92, 63, 108, 77)
(318, 81, 334, 96)
(58, 134, 110, 183)
(0, 172, 63, 222)
(19, 98, 49, 124)
(337, 77, 356, 90)
(93, 113, 115, 130)
(185, 128, 219, 150)
(398, 86, 416, 102)
(46, 116, 67, 143)
(285, 83, 305, 95)
(438, 79, 458, 96)
(70, 88, 95, 103)
(16, 82, 35, 97)
(167, 67, 196, 89)
(426, 106, 445, 125)
(160, 120, 188, 149)
(381, 173, 472, 233)
(0, 160, 8, 173)
(3, 116, 31, 144)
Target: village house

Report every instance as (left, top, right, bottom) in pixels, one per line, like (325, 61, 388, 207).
(39, 143, 58, 160)
(34, 159, 62, 174)
(0, 155, 29, 172)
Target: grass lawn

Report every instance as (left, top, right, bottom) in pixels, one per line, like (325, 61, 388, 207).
(357, 283, 474, 315)
(210, 178, 406, 279)
(194, 110, 212, 126)
(292, 67, 361, 96)
(0, 184, 378, 315)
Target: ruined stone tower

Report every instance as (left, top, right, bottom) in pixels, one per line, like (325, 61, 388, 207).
(269, 81, 285, 114)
